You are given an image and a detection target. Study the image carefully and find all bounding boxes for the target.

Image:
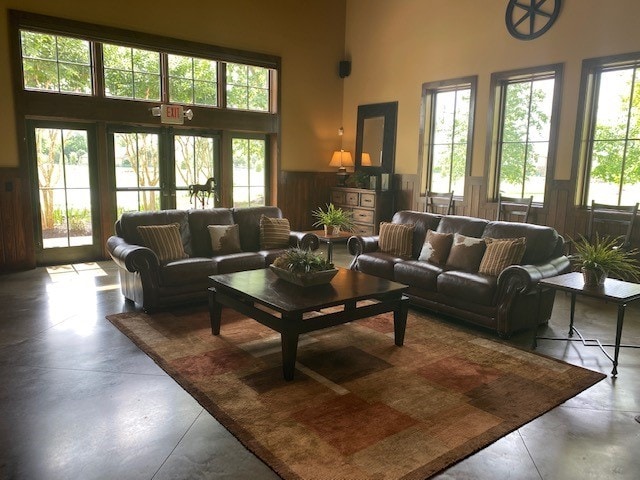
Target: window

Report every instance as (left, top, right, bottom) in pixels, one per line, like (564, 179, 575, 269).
(174, 134, 218, 209)
(576, 53, 640, 206)
(487, 65, 562, 202)
(419, 77, 476, 197)
(21, 30, 92, 95)
(232, 137, 266, 207)
(226, 63, 269, 111)
(103, 44, 161, 100)
(168, 54, 218, 106)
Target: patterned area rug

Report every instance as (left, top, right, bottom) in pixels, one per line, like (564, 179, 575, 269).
(107, 307, 604, 479)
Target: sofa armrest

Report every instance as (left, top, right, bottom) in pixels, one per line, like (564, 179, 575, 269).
(347, 235, 380, 269)
(289, 231, 320, 251)
(106, 235, 160, 275)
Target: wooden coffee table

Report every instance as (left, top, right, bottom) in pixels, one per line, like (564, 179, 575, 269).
(208, 268, 409, 380)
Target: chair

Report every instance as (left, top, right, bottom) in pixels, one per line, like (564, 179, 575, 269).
(587, 201, 639, 250)
(496, 194, 533, 223)
(425, 191, 454, 215)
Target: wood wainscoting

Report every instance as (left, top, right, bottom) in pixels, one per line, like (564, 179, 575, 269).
(0, 168, 35, 272)
(278, 171, 338, 231)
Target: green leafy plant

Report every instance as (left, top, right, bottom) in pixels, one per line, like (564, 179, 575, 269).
(272, 248, 334, 274)
(346, 171, 369, 188)
(312, 203, 353, 231)
(570, 234, 640, 282)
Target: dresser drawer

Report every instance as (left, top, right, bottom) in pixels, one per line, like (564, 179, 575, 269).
(360, 193, 376, 208)
(345, 192, 359, 206)
(353, 224, 375, 236)
(330, 190, 346, 205)
(352, 208, 374, 224)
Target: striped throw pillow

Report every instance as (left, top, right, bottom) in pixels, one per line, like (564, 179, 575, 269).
(260, 215, 290, 249)
(478, 237, 526, 276)
(378, 222, 415, 258)
(137, 223, 188, 263)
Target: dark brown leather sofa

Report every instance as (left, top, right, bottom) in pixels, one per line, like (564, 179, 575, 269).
(107, 206, 318, 311)
(348, 210, 570, 337)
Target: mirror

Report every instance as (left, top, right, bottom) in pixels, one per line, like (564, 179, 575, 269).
(355, 101, 398, 174)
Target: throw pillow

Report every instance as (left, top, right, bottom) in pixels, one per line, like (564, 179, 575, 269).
(478, 237, 527, 276)
(378, 222, 415, 258)
(418, 229, 453, 264)
(137, 223, 188, 263)
(445, 233, 486, 271)
(260, 215, 291, 249)
(207, 224, 241, 255)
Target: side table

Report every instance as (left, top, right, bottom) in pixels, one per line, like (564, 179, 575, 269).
(535, 272, 640, 376)
(305, 230, 352, 263)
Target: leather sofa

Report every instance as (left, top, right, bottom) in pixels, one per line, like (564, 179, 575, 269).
(348, 210, 570, 337)
(107, 206, 318, 311)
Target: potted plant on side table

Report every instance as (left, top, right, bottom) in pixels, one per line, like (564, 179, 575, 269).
(570, 234, 640, 286)
(312, 203, 354, 236)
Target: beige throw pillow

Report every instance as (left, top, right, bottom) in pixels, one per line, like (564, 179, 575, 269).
(418, 230, 453, 265)
(445, 233, 486, 271)
(478, 237, 527, 276)
(378, 222, 415, 258)
(137, 223, 188, 263)
(208, 224, 241, 254)
(260, 215, 291, 249)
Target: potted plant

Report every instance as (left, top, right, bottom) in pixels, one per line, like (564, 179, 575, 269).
(270, 248, 338, 286)
(346, 171, 369, 189)
(312, 203, 354, 236)
(570, 234, 640, 286)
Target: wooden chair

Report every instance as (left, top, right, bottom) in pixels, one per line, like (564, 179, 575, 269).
(496, 194, 533, 223)
(587, 201, 639, 250)
(425, 191, 454, 215)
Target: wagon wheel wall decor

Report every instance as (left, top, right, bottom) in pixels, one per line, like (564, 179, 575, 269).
(506, 0, 562, 40)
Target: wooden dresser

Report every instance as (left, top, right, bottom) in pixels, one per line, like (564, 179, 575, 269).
(329, 187, 394, 235)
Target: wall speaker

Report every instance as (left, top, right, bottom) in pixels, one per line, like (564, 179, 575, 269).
(339, 60, 351, 78)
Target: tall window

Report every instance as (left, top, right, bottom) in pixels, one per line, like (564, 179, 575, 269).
(419, 77, 476, 197)
(174, 134, 218, 209)
(232, 137, 266, 207)
(21, 30, 92, 95)
(487, 65, 562, 202)
(576, 54, 640, 206)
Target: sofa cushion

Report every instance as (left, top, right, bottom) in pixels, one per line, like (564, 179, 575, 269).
(390, 211, 442, 258)
(234, 206, 283, 252)
(119, 210, 191, 254)
(483, 221, 559, 264)
(438, 270, 497, 306)
(418, 230, 453, 265)
(378, 222, 414, 258)
(395, 260, 443, 291)
(436, 215, 489, 237)
(445, 233, 486, 271)
(357, 252, 403, 281)
(159, 257, 216, 286)
(188, 208, 235, 257)
(137, 223, 189, 263)
(208, 224, 242, 254)
(212, 252, 265, 274)
(478, 237, 526, 276)
(260, 215, 291, 249)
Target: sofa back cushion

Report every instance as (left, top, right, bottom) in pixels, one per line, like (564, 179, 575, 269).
(483, 221, 559, 264)
(445, 233, 486, 271)
(391, 210, 441, 259)
(118, 210, 192, 255)
(260, 215, 291, 249)
(436, 215, 489, 237)
(418, 230, 453, 265)
(478, 237, 527, 276)
(233, 206, 283, 252)
(208, 224, 242, 255)
(188, 208, 234, 256)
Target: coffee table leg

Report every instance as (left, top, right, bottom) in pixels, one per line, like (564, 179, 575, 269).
(393, 298, 409, 346)
(208, 287, 222, 335)
(281, 330, 299, 381)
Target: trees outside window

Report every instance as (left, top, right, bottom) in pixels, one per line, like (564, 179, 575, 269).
(232, 137, 266, 207)
(226, 63, 269, 111)
(419, 77, 476, 197)
(168, 54, 217, 106)
(487, 65, 562, 203)
(103, 44, 161, 100)
(577, 55, 640, 206)
(174, 134, 218, 209)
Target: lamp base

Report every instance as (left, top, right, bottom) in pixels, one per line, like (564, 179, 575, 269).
(336, 171, 348, 186)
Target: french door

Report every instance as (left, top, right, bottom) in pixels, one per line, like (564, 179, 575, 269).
(28, 121, 101, 265)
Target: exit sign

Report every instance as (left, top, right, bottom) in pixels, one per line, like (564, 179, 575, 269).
(160, 104, 184, 125)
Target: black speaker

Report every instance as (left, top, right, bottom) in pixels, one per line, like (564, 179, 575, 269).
(339, 60, 351, 78)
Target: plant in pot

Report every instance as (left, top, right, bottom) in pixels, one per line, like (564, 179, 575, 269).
(346, 171, 369, 189)
(312, 203, 354, 236)
(570, 234, 640, 287)
(270, 247, 338, 286)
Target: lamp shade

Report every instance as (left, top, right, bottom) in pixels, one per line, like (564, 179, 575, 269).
(361, 152, 372, 166)
(329, 150, 354, 167)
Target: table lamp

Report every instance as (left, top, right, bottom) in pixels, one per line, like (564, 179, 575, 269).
(329, 150, 354, 186)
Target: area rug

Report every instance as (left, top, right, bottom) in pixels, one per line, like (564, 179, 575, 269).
(107, 307, 605, 479)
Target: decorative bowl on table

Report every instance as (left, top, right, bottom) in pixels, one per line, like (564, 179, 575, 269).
(269, 265, 339, 287)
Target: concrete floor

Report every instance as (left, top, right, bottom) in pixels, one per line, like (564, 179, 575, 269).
(0, 244, 638, 479)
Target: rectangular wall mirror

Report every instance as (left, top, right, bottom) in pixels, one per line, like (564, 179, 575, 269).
(355, 101, 398, 174)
